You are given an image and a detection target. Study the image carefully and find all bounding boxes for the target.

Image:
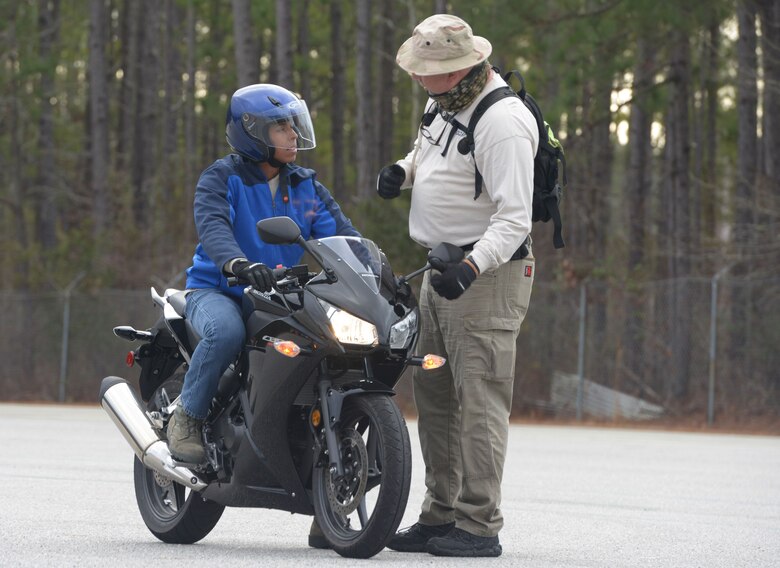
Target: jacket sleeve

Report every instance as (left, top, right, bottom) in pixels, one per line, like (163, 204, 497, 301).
(193, 162, 245, 271)
(310, 179, 362, 239)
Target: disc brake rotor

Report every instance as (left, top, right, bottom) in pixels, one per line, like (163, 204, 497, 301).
(324, 428, 369, 516)
(153, 470, 173, 488)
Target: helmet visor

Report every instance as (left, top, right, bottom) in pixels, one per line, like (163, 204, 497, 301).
(241, 99, 316, 151)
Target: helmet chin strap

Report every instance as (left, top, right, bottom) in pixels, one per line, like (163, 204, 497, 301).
(261, 144, 285, 168)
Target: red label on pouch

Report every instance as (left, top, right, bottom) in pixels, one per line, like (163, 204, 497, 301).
(525, 265, 533, 278)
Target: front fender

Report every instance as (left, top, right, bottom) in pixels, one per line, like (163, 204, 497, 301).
(326, 381, 395, 425)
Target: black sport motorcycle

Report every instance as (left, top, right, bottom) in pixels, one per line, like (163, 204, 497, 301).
(99, 216, 462, 558)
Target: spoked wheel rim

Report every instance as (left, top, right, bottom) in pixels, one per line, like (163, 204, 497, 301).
(316, 416, 383, 540)
(133, 372, 225, 544)
(140, 467, 190, 522)
(140, 378, 190, 523)
(324, 428, 369, 517)
(312, 394, 411, 558)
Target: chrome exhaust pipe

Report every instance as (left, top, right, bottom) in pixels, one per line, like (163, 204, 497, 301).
(99, 377, 206, 491)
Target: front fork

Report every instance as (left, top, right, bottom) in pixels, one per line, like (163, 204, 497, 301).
(317, 361, 346, 478)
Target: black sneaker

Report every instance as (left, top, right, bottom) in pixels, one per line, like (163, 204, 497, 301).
(426, 527, 502, 557)
(387, 522, 456, 553)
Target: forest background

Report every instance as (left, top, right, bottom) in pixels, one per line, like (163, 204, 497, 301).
(1, 0, 778, 430)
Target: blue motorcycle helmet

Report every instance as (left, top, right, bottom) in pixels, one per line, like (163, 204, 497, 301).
(225, 84, 316, 163)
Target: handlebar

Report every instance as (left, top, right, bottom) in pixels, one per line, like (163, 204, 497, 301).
(227, 266, 289, 288)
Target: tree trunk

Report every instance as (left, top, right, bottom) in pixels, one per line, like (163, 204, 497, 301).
(89, 0, 110, 237)
(275, 0, 293, 89)
(666, 30, 692, 400)
(35, 0, 61, 252)
(736, 1, 758, 247)
(581, 67, 612, 386)
(297, 0, 311, 103)
(758, 0, 780, 225)
(233, 0, 258, 88)
(132, 0, 160, 229)
(355, 0, 374, 198)
(624, 34, 654, 385)
(6, 18, 30, 286)
(295, 0, 312, 170)
(589, 74, 612, 263)
(179, 0, 196, 245)
(162, 0, 181, 159)
(730, 0, 759, 380)
(376, 0, 396, 167)
(329, 0, 346, 194)
(201, 2, 226, 164)
(702, 18, 719, 240)
(117, 0, 138, 172)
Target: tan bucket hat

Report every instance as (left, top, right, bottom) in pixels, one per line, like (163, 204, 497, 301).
(396, 14, 492, 76)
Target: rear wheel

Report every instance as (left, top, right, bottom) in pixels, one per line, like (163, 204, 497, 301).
(312, 394, 412, 558)
(133, 373, 224, 544)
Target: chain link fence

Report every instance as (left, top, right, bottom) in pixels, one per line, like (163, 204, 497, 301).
(1, 277, 778, 426)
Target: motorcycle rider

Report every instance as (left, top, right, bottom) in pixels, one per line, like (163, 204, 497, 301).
(167, 84, 360, 464)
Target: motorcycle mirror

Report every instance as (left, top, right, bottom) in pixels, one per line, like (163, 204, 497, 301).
(258, 216, 337, 284)
(427, 242, 464, 272)
(257, 216, 302, 245)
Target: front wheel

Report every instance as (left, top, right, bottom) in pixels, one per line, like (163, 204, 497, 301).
(312, 394, 412, 558)
(133, 373, 224, 544)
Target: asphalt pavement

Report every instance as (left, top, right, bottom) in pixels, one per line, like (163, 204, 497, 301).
(1, 403, 778, 567)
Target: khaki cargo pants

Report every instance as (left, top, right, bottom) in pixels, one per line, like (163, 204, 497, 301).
(412, 255, 534, 537)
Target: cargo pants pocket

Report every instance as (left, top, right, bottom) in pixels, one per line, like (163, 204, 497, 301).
(462, 316, 520, 381)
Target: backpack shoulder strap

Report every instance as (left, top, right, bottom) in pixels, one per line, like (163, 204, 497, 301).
(503, 69, 527, 100)
(459, 86, 519, 200)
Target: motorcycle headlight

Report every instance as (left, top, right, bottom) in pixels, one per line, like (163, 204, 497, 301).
(318, 300, 378, 346)
(389, 310, 417, 349)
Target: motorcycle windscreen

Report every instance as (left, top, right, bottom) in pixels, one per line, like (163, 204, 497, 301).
(317, 237, 383, 294)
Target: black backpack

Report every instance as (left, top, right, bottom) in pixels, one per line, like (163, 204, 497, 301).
(431, 68, 568, 249)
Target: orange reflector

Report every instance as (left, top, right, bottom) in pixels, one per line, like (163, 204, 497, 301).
(421, 354, 445, 370)
(126, 351, 135, 367)
(274, 340, 301, 358)
(311, 408, 322, 427)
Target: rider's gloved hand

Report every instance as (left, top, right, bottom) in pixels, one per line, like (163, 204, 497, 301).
(377, 164, 405, 199)
(230, 259, 275, 292)
(430, 259, 479, 300)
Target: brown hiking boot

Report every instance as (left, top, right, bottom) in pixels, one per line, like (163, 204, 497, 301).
(167, 406, 205, 463)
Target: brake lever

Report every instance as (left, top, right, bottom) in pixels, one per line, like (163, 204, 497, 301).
(227, 266, 290, 289)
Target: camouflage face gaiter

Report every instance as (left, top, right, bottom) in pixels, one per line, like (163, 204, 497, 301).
(428, 61, 490, 113)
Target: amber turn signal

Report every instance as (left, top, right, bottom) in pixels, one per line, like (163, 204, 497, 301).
(421, 354, 446, 370)
(311, 408, 322, 427)
(274, 340, 301, 358)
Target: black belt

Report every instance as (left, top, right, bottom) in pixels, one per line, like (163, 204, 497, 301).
(460, 236, 530, 261)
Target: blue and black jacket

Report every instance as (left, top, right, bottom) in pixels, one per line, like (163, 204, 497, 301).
(185, 154, 360, 299)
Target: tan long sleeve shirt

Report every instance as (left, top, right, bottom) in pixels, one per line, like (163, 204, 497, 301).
(397, 73, 539, 273)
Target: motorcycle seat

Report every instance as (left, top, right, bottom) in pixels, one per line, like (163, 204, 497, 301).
(168, 291, 189, 317)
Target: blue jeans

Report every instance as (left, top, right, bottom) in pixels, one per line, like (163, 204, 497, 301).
(180, 288, 245, 419)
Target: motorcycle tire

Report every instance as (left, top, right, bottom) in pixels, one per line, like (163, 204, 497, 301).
(133, 372, 224, 544)
(312, 393, 412, 558)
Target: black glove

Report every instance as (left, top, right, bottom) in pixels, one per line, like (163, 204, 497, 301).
(232, 259, 275, 292)
(430, 260, 478, 300)
(377, 164, 405, 199)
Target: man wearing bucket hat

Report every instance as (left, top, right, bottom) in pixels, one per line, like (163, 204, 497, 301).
(377, 14, 538, 557)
